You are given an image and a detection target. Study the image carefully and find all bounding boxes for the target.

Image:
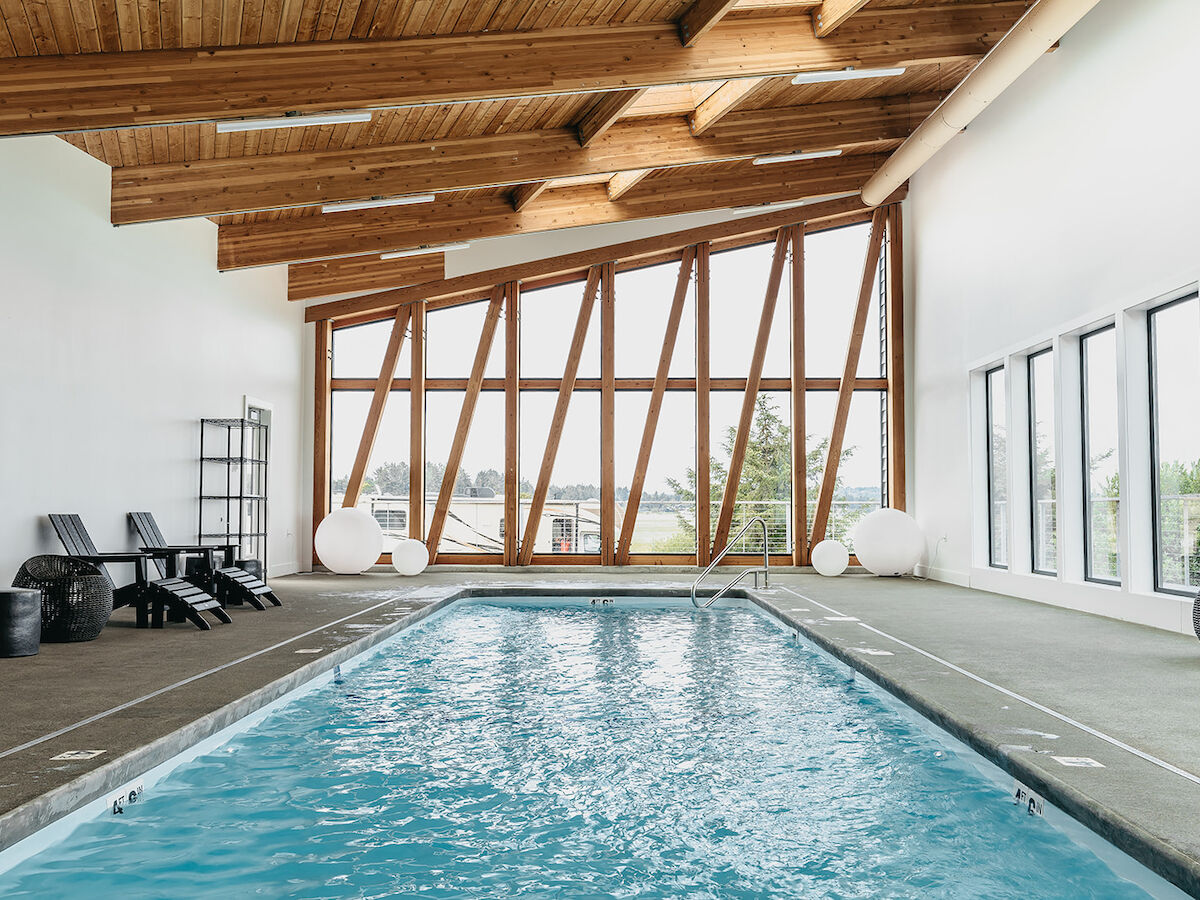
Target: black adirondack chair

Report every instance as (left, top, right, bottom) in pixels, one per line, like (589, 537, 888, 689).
(49, 514, 231, 631)
(128, 512, 281, 611)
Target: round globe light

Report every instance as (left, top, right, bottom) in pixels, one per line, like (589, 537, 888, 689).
(391, 538, 430, 576)
(810, 540, 849, 577)
(314, 508, 383, 575)
(851, 508, 924, 576)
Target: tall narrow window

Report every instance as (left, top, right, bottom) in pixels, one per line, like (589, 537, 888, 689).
(1081, 326, 1121, 583)
(1149, 293, 1200, 595)
(985, 366, 1008, 568)
(1028, 349, 1057, 575)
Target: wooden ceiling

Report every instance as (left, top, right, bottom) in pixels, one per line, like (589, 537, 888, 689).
(0, 0, 1033, 301)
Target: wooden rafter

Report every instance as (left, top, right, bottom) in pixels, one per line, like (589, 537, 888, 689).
(885, 203, 906, 509)
(616, 247, 696, 564)
(302, 192, 899, 323)
(813, 0, 873, 38)
(341, 305, 411, 509)
(223, 154, 880, 270)
(288, 254, 444, 303)
(695, 242, 713, 566)
(679, 0, 743, 46)
(712, 228, 790, 556)
(789, 225, 808, 565)
(517, 268, 602, 566)
(312, 319, 332, 566)
(1, 6, 1025, 136)
(424, 290, 504, 561)
(600, 262, 617, 566)
(606, 169, 654, 201)
(511, 181, 551, 212)
(689, 78, 767, 136)
(577, 89, 648, 147)
(409, 301, 426, 541)
(810, 206, 887, 545)
(504, 282, 520, 566)
(113, 93, 942, 224)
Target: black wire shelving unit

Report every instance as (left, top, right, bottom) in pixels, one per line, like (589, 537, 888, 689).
(199, 418, 269, 572)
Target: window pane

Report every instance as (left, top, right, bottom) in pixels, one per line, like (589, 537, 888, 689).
(804, 222, 883, 379)
(1150, 295, 1200, 594)
(330, 391, 411, 554)
(1082, 328, 1120, 582)
(614, 393, 697, 553)
(424, 392, 505, 555)
(986, 367, 1008, 568)
(709, 241, 790, 379)
(520, 279, 600, 379)
(805, 391, 886, 553)
(426, 301, 504, 380)
(614, 258, 695, 378)
(1029, 350, 1057, 574)
(332, 318, 410, 380)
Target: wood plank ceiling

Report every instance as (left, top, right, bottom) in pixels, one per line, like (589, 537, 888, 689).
(0, 0, 1032, 301)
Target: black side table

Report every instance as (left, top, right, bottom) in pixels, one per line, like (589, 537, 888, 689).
(0, 589, 41, 657)
(13, 556, 113, 643)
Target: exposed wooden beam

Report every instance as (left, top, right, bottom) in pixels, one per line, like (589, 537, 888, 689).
(341, 305, 411, 509)
(224, 154, 879, 270)
(312, 319, 332, 567)
(813, 0, 873, 37)
(606, 169, 654, 201)
(517, 268, 601, 566)
(789, 225, 808, 565)
(114, 93, 941, 224)
(616, 247, 696, 564)
(0, 5, 1024, 136)
(689, 78, 767, 136)
(810, 206, 887, 545)
(330, 376, 887, 392)
(680, 0, 742, 46)
(695, 242, 713, 566)
(577, 88, 648, 147)
(302, 191, 901, 323)
(503, 282, 520, 567)
(885, 202, 906, 509)
(289, 254, 443, 302)
(409, 301, 426, 541)
(600, 262, 617, 567)
(425, 291, 504, 561)
(511, 181, 551, 212)
(712, 229, 790, 555)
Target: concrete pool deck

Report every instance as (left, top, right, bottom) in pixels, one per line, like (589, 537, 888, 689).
(0, 569, 1198, 895)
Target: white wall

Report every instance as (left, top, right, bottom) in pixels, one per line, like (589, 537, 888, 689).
(0, 136, 305, 582)
(908, 0, 1200, 630)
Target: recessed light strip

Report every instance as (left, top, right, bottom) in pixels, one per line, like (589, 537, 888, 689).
(751, 148, 843, 166)
(215, 110, 374, 133)
(791, 66, 906, 85)
(321, 194, 436, 214)
(380, 242, 471, 260)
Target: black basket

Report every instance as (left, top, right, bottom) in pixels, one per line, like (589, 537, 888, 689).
(13, 556, 113, 643)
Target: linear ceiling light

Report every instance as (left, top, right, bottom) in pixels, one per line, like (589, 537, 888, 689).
(321, 194, 436, 214)
(380, 242, 471, 260)
(790, 66, 906, 85)
(215, 110, 374, 133)
(751, 149, 843, 166)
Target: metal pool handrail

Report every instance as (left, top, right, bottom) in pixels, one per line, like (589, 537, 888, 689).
(691, 517, 769, 608)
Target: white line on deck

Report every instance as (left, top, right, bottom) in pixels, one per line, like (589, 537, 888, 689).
(0, 595, 419, 761)
(777, 585, 1200, 788)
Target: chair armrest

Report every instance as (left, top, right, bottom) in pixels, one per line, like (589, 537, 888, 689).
(75, 552, 150, 563)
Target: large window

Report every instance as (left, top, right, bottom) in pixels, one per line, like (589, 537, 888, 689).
(1081, 326, 1121, 584)
(318, 211, 903, 567)
(1149, 294, 1200, 595)
(985, 366, 1008, 568)
(1028, 349, 1057, 575)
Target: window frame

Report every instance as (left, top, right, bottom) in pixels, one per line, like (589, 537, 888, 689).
(1080, 323, 1121, 586)
(985, 365, 1008, 570)
(1027, 347, 1056, 576)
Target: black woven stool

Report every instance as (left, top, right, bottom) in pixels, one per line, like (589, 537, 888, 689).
(13, 556, 113, 643)
(0, 589, 41, 657)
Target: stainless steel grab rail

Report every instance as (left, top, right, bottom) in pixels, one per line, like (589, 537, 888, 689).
(690, 516, 769, 608)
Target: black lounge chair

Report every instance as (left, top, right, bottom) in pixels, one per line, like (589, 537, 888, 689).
(49, 514, 230, 631)
(129, 512, 281, 611)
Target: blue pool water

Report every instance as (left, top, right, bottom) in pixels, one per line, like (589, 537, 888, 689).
(1, 601, 1158, 898)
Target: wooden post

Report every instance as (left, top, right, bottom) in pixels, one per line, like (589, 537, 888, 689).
(810, 207, 888, 545)
(695, 242, 712, 566)
(342, 305, 411, 508)
(504, 281, 520, 566)
(712, 229, 790, 557)
(790, 225, 808, 565)
(409, 301, 426, 541)
(518, 269, 601, 566)
(886, 203, 906, 511)
(312, 319, 332, 567)
(600, 261, 616, 566)
(425, 291, 504, 561)
(617, 247, 695, 564)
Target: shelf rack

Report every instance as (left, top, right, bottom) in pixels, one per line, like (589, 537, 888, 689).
(199, 418, 269, 571)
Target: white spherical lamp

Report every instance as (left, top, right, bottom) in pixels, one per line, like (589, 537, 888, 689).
(314, 508, 383, 575)
(851, 508, 924, 576)
(391, 538, 430, 576)
(811, 540, 849, 577)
